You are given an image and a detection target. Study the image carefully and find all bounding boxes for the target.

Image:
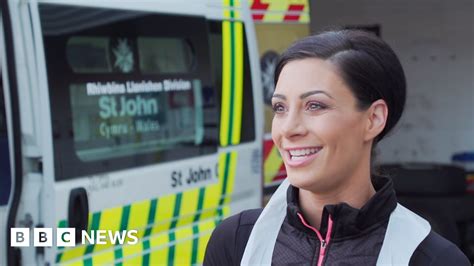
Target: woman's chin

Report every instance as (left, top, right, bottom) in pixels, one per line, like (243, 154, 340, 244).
(287, 170, 341, 194)
(287, 173, 322, 190)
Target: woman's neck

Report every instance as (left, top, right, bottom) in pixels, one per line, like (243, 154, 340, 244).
(297, 173, 376, 230)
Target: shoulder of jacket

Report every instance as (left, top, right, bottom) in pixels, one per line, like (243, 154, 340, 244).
(210, 208, 263, 240)
(238, 208, 263, 226)
(204, 208, 263, 265)
(411, 231, 471, 265)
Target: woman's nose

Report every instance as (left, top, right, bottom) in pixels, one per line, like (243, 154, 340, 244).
(280, 111, 307, 138)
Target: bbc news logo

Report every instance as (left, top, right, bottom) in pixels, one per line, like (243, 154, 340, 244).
(11, 228, 138, 247)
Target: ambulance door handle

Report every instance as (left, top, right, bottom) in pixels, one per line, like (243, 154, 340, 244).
(68, 188, 89, 243)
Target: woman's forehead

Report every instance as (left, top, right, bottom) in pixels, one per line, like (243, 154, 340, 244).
(274, 58, 349, 98)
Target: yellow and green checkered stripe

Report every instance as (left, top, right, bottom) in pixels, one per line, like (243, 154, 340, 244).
(55, 1, 245, 264)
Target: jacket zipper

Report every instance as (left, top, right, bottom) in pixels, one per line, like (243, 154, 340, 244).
(297, 213, 334, 266)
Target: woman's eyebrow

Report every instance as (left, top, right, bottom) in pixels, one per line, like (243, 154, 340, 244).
(272, 94, 286, 100)
(300, 90, 334, 99)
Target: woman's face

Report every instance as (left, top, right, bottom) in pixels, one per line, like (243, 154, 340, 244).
(272, 58, 372, 193)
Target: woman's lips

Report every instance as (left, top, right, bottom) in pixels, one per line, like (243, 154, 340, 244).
(283, 147, 322, 168)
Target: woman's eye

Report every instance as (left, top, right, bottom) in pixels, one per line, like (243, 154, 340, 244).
(272, 103, 286, 113)
(306, 102, 326, 111)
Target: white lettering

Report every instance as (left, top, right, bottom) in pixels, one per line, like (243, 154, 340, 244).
(108, 230, 127, 245)
(87, 82, 126, 96)
(82, 230, 95, 245)
(126, 80, 163, 93)
(164, 79, 192, 91)
(86, 80, 192, 96)
(96, 230, 107, 244)
(9, 228, 141, 247)
(127, 230, 139, 245)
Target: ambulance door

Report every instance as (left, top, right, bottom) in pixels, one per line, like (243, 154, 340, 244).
(0, 42, 12, 266)
(1, 0, 40, 264)
(207, 14, 264, 218)
(35, 3, 219, 265)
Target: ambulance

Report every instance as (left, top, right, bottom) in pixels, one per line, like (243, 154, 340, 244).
(0, 0, 263, 265)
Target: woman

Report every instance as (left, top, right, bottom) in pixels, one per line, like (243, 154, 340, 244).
(204, 30, 470, 265)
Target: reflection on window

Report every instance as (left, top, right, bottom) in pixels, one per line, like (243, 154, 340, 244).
(138, 37, 193, 74)
(66, 36, 194, 75)
(67, 37, 112, 73)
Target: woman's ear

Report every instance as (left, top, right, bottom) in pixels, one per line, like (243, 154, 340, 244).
(364, 99, 388, 142)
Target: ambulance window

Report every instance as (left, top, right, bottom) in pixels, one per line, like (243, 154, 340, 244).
(66, 37, 112, 73)
(39, 4, 217, 180)
(137, 37, 194, 74)
(0, 80, 11, 205)
(66, 37, 195, 74)
(209, 21, 255, 144)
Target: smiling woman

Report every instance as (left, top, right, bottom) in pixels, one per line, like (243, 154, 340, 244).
(271, 58, 384, 202)
(203, 30, 470, 266)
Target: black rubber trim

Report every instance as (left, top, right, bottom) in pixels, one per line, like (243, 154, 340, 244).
(1, 2, 25, 266)
(68, 187, 89, 243)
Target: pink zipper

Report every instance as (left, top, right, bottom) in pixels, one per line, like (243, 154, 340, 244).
(297, 213, 334, 266)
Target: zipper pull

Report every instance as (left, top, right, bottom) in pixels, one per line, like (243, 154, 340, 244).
(320, 240, 327, 258)
(321, 240, 326, 249)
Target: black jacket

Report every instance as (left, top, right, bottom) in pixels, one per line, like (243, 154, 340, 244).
(204, 177, 470, 265)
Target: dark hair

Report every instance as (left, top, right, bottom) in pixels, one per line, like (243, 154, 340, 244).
(274, 30, 406, 143)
